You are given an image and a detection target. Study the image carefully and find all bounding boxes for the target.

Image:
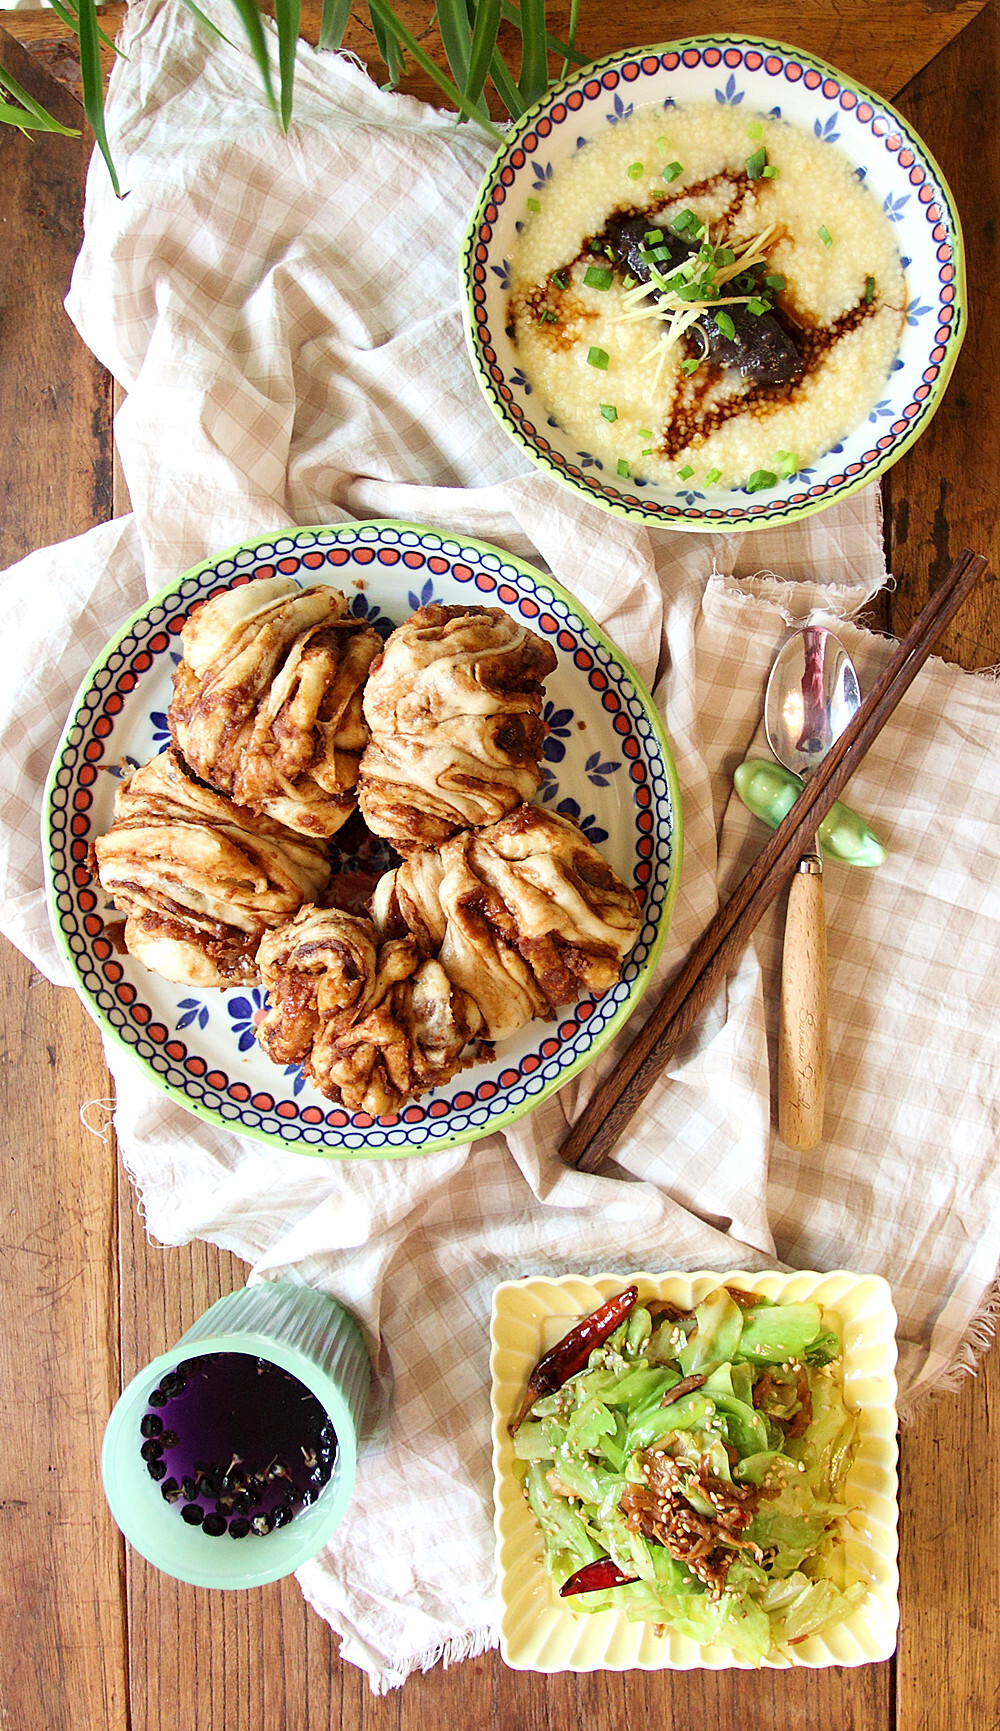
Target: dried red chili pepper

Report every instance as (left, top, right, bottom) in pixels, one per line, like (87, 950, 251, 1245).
(559, 1557, 639, 1598)
(508, 1285, 638, 1434)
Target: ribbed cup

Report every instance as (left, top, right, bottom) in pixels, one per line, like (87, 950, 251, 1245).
(101, 1281, 371, 1589)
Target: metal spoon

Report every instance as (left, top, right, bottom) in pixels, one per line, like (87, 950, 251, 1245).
(764, 627, 862, 1150)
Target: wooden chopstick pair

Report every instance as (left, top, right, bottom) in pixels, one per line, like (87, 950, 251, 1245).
(558, 548, 990, 1177)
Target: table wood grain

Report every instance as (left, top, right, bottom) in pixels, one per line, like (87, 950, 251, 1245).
(1, 5, 998, 1728)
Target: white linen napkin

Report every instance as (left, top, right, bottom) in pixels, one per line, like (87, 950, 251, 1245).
(2, 0, 999, 1689)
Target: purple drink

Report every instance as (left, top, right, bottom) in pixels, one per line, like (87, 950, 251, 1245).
(140, 1352, 336, 1538)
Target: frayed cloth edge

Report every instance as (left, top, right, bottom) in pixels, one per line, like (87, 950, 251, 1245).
(365, 1625, 499, 1695)
(708, 565, 886, 624)
(899, 1277, 1000, 1423)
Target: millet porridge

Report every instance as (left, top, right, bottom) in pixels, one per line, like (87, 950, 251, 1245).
(507, 103, 906, 492)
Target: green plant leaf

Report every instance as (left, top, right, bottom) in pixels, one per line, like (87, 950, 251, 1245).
(499, 0, 586, 67)
(465, 0, 502, 110)
(436, 0, 474, 90)
(227, 0, 279, 122)
(0, 61, 81, 133)
(367, 0, 501, 133)
(175, 0, 237, 50)
(0, 97, 81, 136)
(273, 0, 300, 129)
(318, 0, 354, 51)
(42, 0, 77, 27)
(516, 0, 547, 105)
(487, 43, 525, 117)
(45, 0, 124, 59)
(561, 0, 579, 78)
(76, 0, 120, 192)
(367, 0, 406, 86)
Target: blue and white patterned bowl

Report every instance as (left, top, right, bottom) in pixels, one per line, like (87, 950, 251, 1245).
(43, 523, 681, 1159)
(461, 36, 965, 532)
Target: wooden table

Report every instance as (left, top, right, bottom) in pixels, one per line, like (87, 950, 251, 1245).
(1, 4, 998, 1726)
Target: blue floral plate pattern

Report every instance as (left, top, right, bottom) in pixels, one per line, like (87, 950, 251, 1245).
(44, 523, 681, 1158)
(461, 36, 965, 532)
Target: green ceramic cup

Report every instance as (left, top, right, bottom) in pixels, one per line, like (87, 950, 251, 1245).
(101, 1281, 371, 1589)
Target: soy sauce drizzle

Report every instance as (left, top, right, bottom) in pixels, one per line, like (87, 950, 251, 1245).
(510, 167, 887, 463)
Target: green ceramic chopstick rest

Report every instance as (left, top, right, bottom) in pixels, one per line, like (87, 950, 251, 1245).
(734, 760, 886, 868)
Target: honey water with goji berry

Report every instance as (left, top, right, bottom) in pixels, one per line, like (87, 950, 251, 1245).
(139, 1353, 337, 1538)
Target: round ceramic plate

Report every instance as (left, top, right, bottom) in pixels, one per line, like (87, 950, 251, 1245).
(461, 35, 965, 531)
(44, 522, 681, 1159)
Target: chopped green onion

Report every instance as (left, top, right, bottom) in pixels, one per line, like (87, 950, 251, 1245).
(587, 347, 610, 370)
(764, 274, 785, 291)
(663, 160, 683, 183)
(714, 246, 735, 266)
(638, 429, 652, 440)
(527, 197, 540, 213)
(714, 310, 736, 340)
(818, 225, 833, 247)
(774, 449, 798, 478)
(551, 271, 568, 289)
(705, 468, 722, 485)
(746, 469, 778, 492)
(644, 228, 664, 244)
(623, 274, 636, 289)
(746, 120, 764, 140)
(616, 458, 630, 477)
(537, 309, 558, 323)
(584, 266, 613, 291)
(746, 146, 767, 180)
(627, 162, 644, 181)
(747, 297, 769, 316)
(680, 358, 701, 376)
(605, 246, 616, 261)
(657, 135, 671, 149)
(670, 208, 700, 236)
(641, 447, 653, 456)
(761, 165, 779, 179)
(678, 464, 694, 478)
(599, 403, 618, 422)
(865, 275, 875, 304)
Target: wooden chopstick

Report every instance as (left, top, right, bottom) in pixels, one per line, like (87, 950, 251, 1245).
(559, 547, 990, 1175)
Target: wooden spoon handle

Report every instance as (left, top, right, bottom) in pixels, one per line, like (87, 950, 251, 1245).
(777, 863, 827, 1150)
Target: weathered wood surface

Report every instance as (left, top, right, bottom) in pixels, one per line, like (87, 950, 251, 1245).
(0, 23, 113, 562)
(1, 3, 998, 1729)
(878, 0, 1000, 666)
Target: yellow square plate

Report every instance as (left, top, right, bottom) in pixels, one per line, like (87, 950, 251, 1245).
(490, 1269, 898, 1671)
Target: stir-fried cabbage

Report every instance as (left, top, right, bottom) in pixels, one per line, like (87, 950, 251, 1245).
(512, 1285, 865, 1663)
